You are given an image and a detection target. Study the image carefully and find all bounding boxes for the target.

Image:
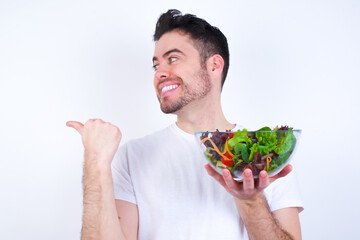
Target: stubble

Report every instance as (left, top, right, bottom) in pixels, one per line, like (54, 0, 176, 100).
(159, 68, 212, 114)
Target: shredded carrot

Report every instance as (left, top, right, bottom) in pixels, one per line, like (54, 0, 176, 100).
(225, 138, 234, 157)
(266, 156, 273, 171)
(201, 137, 230, 160)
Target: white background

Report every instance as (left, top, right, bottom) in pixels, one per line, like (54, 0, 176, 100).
(0, 0, 359, 239)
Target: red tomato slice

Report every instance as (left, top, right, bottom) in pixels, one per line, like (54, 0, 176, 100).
(221, 153, 234, 167)
(221, 158, 234, 167)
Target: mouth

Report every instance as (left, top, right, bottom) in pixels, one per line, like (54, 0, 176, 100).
(159, 82, 180, 98)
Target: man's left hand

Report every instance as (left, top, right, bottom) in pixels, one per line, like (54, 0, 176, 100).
(205, 164, 293, 200)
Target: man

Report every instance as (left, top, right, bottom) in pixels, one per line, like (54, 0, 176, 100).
(67, 9, 303, 240)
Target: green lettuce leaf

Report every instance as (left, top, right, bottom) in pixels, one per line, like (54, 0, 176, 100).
(227, 130, 251, 149)
(247, 126, 277, 159)
(234, 143, 250, 163)
(275, 130, 296, 155)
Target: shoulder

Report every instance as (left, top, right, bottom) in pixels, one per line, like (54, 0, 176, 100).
(112, 125, 172, 169)
(126, 124, 174, 148)
(115, 124, 176, 157)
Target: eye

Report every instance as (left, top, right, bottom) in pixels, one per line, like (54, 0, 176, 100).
(152, 63, 159, 71)
(169, 56, 178, 63)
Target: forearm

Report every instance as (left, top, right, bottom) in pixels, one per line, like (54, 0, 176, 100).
(81, 154, 125, 240)
(235, 193, 294, 240)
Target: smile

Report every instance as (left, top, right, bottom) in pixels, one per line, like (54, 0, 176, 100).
(161, 84, 179, 94)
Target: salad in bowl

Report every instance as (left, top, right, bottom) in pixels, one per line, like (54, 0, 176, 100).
(194, 126, 301, 181)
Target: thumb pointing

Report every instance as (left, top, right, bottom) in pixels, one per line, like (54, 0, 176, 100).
(66, 121, 84, 135)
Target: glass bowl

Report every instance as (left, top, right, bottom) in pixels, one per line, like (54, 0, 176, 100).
(194, 127, 301, 182)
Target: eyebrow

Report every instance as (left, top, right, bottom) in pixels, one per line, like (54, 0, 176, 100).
(152, 48, 185, 63)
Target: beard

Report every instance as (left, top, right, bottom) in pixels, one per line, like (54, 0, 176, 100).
(158, 67, 212, 114)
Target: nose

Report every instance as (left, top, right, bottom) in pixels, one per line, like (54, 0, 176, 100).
(154, 64, 170, 80)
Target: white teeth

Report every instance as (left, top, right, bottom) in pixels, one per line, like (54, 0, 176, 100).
(161, 84, 178, 93)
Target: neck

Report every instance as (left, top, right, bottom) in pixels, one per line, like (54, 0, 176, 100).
(174, 92, 235, 134)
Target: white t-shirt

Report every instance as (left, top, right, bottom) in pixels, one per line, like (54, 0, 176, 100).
(111, 124, 303, 240)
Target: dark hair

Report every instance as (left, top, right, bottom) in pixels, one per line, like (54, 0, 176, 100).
(154, 9, 230, 88)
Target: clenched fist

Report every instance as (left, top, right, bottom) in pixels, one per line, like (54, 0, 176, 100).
(66, 119, 122, 165)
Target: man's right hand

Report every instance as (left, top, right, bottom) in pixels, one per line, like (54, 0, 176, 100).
(66, 119, 122, 165)
(67, 119, 131, 240)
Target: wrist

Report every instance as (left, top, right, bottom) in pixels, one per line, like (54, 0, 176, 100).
(85, 148, 113, 161)
(84, 149, 112, 167)
(234, 192, 274, 228)
(235, 192, 266, 209)
(83, 153, 113, 183)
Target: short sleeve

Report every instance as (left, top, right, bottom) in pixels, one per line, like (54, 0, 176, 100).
(111, 144, 137, 205)
(264, 168, 304, 213)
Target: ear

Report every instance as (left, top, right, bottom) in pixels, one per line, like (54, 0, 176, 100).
(207, 54, 224, 80)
